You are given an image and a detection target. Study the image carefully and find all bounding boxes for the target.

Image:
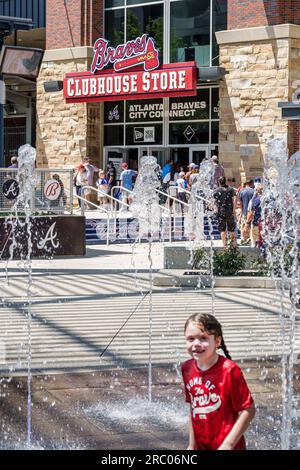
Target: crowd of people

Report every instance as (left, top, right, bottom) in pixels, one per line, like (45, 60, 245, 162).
(72, 155, 263, 248)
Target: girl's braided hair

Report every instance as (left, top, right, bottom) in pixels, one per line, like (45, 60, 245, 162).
(184, 313, 232, 360)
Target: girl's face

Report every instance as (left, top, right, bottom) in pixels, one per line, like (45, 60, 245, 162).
(185, 322, 221, 364)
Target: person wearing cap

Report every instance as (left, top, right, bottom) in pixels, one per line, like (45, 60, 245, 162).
(189, 165, 199, 189)
(210, 155, 225, 189)
(120, 162, 137, 211)
(185, 162, 196, 189)
(176, 171, 187, 213)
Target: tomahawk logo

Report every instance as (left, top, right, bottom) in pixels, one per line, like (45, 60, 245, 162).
(37, 222, 59, 250)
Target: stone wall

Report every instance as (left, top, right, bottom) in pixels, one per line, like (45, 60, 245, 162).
(216, 25, 300, 184)
(36, 48, 102, 169)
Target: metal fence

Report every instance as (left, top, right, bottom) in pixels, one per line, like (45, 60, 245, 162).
(0, 168, 74, 214)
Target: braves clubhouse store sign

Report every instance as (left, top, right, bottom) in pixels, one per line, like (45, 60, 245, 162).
(64, 35, 197, 103)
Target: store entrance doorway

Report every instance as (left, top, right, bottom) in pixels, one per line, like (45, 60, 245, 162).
(189, 146, 210, 165)
(139, 147, 168, 169)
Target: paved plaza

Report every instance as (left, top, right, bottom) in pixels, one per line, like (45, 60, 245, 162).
(0, 242, 299, 449)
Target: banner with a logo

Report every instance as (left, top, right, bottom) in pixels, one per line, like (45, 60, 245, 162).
(133, 127, 155, 143)
(0, 216, 85, 259)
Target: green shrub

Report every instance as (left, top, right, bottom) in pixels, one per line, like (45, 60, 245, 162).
(192, 244, 246, 276)
(213, 244, 246, 276)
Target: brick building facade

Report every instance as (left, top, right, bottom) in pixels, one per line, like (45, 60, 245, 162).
(228, 0, 300, 30)
(36, 0, 300, 182)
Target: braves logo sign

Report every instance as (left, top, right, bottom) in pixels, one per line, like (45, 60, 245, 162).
(37, 222, 59, 250)
(2, 179, 19, 200)
(44, 179, 61, 201)
(91, 34, 159, 74)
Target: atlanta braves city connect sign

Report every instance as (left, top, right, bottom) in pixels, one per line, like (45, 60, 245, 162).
(63, 35, 197, 103)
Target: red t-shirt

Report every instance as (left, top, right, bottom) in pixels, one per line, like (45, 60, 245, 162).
(181, 355, 253, 450)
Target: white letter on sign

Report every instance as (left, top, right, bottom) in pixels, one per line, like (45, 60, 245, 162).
(131, 74, 138, 92)
(142, 72, 150, 91)
(67, 78, 75, 97)
(178, 70, 186, 89)
(90, 78, 97, 95)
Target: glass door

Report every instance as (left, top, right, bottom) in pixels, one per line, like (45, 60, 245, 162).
(189, 146, 210, 166)
(104, 148, 127, 179)
(139, 147, 168, 169)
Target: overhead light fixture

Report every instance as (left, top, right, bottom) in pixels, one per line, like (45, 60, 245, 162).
(198, 66, 227, 82)
(43, 80, 63, 92)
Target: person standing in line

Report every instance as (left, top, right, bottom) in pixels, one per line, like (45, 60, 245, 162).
(8, 156, 18, 169)
(238, 179, 255, 244)
(161, 159, 174, 202)
(82, 156, 99, 209)
(247, 184, 263, 247)
(106, 161, 117, 194)
(73, 164, 88, 208)
(235, 182, 246, 233)
(119, 162, 137, 211)
(182, 313, 255, 450)
(189, 165, 199, 189)
(213, 176, 237, 247)
(210, 155, 225, 189)
(185, 162, 196, 190)
(175, 171, 187, 214)
(96, 169, 110, 209)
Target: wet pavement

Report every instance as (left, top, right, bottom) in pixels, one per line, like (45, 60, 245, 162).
(0, 360, 299, 450)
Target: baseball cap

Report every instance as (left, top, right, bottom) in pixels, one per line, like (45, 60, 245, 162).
(188, 163, 196, 168)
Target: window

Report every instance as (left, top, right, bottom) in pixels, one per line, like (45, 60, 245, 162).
(127, 4, 164, 63)
(170, 0, 210, 66)
(105, 8, 125, 46)
(104, 125, 124, 146)
(105, 1, 124, 8)
(126, 124, 162, 145)
(169, 122, 209, 145)
(212, 0, 227, 65)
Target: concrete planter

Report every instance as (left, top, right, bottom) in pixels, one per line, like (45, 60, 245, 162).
(153, 269, 276, 288)
(164, 245, 261, 270)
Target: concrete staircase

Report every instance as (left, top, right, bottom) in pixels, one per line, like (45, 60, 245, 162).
(85, 215, 222, 245)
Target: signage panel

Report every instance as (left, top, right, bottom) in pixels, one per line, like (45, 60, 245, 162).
(64, 62, 197, 103)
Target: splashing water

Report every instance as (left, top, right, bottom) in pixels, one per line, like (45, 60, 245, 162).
(131, 156, 161, 402)
(186, 159, 216, 313)
(261, 138, 300, 449)
(85, 396, 188, 432)
(3, 145, 37, 447)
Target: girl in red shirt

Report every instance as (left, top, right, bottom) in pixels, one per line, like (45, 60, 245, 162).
(181, 313, 255, 450)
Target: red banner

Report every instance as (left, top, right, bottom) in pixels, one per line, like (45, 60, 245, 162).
(63, 62, 197, 103)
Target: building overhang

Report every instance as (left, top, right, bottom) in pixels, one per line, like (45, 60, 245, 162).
(0, 15, 32, 34)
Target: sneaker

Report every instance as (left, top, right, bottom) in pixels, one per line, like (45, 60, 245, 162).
(240, 239, 250, 246)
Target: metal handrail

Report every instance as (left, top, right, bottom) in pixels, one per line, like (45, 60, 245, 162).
(156, 187, 189, 209)
(66, 188, 112, 246)
(175, 185, 211, 205)
(82, 185, 129, 215)
(110, 185, 172, 241)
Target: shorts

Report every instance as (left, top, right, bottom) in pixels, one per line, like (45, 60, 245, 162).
(218, 213, 235, 232)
